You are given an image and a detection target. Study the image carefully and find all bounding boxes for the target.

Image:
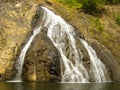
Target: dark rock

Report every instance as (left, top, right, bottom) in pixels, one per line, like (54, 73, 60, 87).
(46, 0, 53, 6)
(73, 26, 85, 39)
(22, 27, 61, 82)
(30, 5, 44, 29)
(88, 39, 120, 81)
(11, 4, 61, 82)
(2, 63, 16, 80)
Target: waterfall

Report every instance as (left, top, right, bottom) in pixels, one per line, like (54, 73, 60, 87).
(41, 7, 109, 83)
(14, 6, 110, 82)
(14, 27, 42, 81)
(41, 7, 89, 83)
(80, 39, 109, 82)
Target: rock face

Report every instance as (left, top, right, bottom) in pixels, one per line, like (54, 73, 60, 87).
(88, 39, 120, 81)
(19, 5, 61, 82)
(0, 1, 37, 80)
(22, 27, 61, 82)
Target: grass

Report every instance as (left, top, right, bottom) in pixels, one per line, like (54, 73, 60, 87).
(56, 0, 82, 8)
(95, 18, 103, 31)
(56, 0, 120, 16)
(56, 0, 105, 16)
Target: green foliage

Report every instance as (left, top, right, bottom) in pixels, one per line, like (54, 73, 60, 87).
(81, 0, 98, 15)
(115, 16, 120, 26)
(56, 0, 82, 7)
(79, 0, 106, 16)
(56, 0, 120, 16)
(79, 0, 106, 5)
(95, 18, 103, 30)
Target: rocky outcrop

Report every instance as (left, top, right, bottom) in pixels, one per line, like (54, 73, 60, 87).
(17, 4, 61, 82)
(22, 27, 61, 82)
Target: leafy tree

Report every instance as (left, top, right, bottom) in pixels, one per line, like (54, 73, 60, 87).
(79, 0, 105, 16)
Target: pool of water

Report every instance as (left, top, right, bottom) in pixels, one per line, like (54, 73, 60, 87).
(0, 82, 120, 90)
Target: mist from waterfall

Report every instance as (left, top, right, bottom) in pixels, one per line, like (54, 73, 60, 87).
(14, 6, 110, 83)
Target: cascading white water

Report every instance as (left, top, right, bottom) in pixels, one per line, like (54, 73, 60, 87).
(14, 6, 110, 82)
(14, 27, 42, 81)
(41, 7, 110, 83)
(80, 39, 109, 82)
(41, 6, 89, 83)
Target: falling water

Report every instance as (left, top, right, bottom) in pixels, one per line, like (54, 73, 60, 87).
(41, 6, 109, 83)
(14, 6, 110, 82)
(80, 39, 109, 82)
(42, 8, 89, 83)
(14, 27, 42, 81)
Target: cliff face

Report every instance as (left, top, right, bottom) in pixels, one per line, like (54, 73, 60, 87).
(0, 0, 37, 80)
(0, 0, 120, 81)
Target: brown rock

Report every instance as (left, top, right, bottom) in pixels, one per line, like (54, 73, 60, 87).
(0, 1, 37, 80)
(22, 27, 61, 82)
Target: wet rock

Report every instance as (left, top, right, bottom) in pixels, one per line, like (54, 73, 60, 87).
(88, 38, 120, 81)
(74, 26, 85, 39)
(31, 4, 44, 29)
(22, 27, 61, 82)
(21, 5, 61, 82)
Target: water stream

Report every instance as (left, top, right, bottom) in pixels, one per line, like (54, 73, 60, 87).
(14, 27, 42, 81)
(14, 6, 110, 83)
(80, 39, 109, 82)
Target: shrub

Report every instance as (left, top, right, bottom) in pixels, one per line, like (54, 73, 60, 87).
(115, 16, 120, 26)
(56, 0, 106, 16)
(79, 0, 106, 16)
(82, 0, 98, 15)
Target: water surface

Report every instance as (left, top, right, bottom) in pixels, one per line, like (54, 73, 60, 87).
(0, 82, 120, 90)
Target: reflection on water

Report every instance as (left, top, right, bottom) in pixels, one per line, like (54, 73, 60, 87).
(0, 82, 120, 90)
